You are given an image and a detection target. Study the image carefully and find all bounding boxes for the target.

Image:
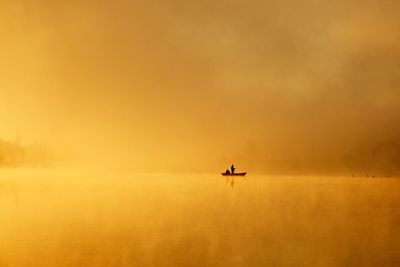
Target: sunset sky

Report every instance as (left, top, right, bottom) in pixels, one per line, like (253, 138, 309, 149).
(1, 0, 399, 171)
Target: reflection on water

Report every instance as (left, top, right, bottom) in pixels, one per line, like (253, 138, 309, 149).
(0, 170, 400, 266)
(225, 176, 246, 188)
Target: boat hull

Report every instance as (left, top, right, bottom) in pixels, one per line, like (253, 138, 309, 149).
(221, 172, 247, 176)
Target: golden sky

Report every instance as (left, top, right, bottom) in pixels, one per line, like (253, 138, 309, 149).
(1, 0, 400, 171)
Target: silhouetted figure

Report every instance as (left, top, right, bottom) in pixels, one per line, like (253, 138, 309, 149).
(231, 164, 235, 174)
(225, 169, 231, 174)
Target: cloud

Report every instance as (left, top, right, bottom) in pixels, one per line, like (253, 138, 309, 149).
(0, 0, 399, 172)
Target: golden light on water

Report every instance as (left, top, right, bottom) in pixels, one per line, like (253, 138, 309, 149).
(1, 0, 400, 266)
(1, 171, 400, 266)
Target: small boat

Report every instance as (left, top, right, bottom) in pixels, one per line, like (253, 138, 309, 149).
(221, 172, 247, 176)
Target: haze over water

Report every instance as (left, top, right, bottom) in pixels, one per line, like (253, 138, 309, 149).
(1, 0, 400, 174)
(1, 0, 400, 265)
(1, 171, 400, 267)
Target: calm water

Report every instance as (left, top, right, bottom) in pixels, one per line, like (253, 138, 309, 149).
(0, 171, 399, 267)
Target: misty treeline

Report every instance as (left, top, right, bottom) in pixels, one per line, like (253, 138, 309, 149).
(343, 141, 400, 176)
(236, 140, 400, 176)
(0, 139, 52, 168)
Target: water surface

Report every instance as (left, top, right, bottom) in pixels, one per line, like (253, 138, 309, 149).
(0, 171, 399, 266)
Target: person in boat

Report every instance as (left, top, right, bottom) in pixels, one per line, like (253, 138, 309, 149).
(225, 169, 231, 174)
(231, 164, 235, 174)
